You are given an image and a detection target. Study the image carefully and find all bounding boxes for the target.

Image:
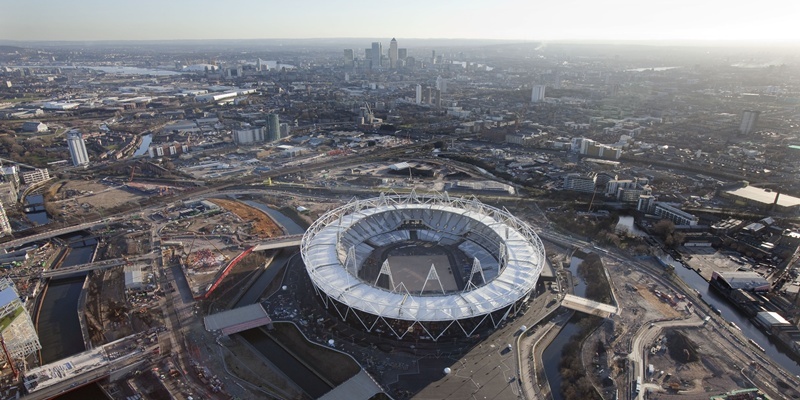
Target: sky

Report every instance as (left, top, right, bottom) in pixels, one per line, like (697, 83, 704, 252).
(1, 0, 799, 43)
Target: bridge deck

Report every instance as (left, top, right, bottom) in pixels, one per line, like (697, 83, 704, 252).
(561, 294, 618, 318)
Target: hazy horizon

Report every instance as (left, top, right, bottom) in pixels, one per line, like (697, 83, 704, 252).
(2, 0, 799, 43)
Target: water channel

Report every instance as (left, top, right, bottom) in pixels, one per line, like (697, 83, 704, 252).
(542, 257, 586, 399)
(24, 194, 49, 226)
(36, 201, 304, 398)
(133, 134, 152, 157)
(36, 233, 106, 398)
(663, 255, 800, 375)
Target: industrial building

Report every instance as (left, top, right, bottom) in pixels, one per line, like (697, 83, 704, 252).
(66, 130, 89, 166)
(21, 121, 47, 133)
(722, 184, 800, 212)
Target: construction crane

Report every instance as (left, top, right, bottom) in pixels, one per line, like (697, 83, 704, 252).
(184, 234, 198, 265)
(207, 237, 229, 261)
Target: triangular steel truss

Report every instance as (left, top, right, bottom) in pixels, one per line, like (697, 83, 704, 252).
(463, 257, 486, 292)
(421, 264, 445, 295)
(375, 259, 395, 290)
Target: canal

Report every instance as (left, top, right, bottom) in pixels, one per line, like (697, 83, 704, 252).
(663, 255, 800, 375)
(238, 328, 332, 398)
(24, 194, 49, 226)
(133, 134, 152, 157)
(36, 233, 109, 399)
(542, 257, 586, 399)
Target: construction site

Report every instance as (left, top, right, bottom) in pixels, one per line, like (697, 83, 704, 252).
(159, 197, 284, 299)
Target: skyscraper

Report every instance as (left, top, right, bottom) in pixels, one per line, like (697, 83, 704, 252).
(371, 42, 382, 70)
(415, 84, 422, 105)
(531, 85, 546, 103)
(398, 48, 407, 60)
(66, 130, 89, 166)
(431, 50, 437, 65)
(267, 114, 281, 142)
(740, 110, 760, 135)
(389, 38, 398, 69)
(343, 49, 354, 67)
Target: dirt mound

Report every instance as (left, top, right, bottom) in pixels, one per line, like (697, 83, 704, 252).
(209, 199, 283, 238)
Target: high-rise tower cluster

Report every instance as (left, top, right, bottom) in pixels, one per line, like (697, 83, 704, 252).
(344, 38, 407, 69)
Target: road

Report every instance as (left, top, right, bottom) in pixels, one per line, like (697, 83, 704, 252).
(629, 315, 704, 399)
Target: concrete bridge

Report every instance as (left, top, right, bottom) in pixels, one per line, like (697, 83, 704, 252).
(561, 294, 619, 318)
(42, 253, 156, 279)
(252, 234, 303, 251)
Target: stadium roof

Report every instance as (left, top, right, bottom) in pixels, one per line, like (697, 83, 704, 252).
(303, 195, 545, 322)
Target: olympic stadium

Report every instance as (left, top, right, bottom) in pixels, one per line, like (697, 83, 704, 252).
(300, 192, 546, 341)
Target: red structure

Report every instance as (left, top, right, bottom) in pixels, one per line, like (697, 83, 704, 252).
(195, 246, 254, 300)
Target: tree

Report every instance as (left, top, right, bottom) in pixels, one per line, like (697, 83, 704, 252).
(653, 219, 675, 239)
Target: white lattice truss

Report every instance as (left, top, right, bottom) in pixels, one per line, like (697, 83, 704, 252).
(301, 192, 546, 341)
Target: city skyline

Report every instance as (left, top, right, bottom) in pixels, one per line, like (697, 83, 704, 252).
(1, 0, 800, 43)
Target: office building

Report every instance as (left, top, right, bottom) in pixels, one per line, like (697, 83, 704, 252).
(415, 84, 422, 105)
(0, 200, 11, 236)
(267, 114, 281, 142)
(654, 203, 698, 226)
(531, 85, 546, 102)
(371, 42, 382, 70)
(234, 127, 266, 145)
(21, 168, 50, 185)
(637, 195, 656, 214)
(436, 76, 447, 93)
(0, 278, 41, 360)
(431, 50, 437, 65)
(564, 173, 597, 193)
(389, 38, 398, 69)
(740, 110, 760, 135)
(398, 48, 407, 60)
(343, 49, 354, 67)
(66, 130, 89, 166)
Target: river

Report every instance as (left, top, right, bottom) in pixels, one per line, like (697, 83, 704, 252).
(235, 201, 306, 307)
(242, 200, 306, 235)
(133, 134, 152, 157)
(542, 257, 586, 399)
(36, 233, 109, 399)
(663, 255, 800, 375)
(24, 194, 49, 226)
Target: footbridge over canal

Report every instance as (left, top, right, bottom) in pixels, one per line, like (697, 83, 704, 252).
(561, 294, 619, 318)
(252, 234, 303, 251)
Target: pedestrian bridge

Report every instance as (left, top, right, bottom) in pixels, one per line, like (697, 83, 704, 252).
(253, 234, 303, 251)
(561, 294, 619, 318)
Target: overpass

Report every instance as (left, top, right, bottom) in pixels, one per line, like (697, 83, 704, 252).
(561, 294, 619, 318)
(252, 234, 304, 251)
(22, 334, 154, 400)
(0, 218, 120, 252)
(41, 253, 157, 279)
